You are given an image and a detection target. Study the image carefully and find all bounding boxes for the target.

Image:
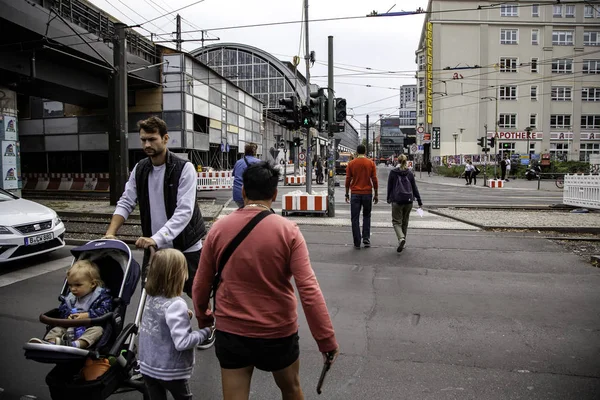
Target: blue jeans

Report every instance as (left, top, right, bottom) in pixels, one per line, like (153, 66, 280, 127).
(350, 194, 372, 247)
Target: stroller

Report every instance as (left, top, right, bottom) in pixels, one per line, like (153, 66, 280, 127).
(23, 239, 149, 400)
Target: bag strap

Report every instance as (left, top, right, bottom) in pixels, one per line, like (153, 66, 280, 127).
(211, 210, 272, 299)
(243, 156, 250, 167)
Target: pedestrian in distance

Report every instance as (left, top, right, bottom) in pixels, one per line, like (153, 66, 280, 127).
(426, 160, 432, 177)
(472, 163, 481, 186)
(345, 144, 379, 249)
(316, 157, 324, 184)
(505, 156, 512, 181)
(500, 155, 508, 180)
(192, 161, 339, 400)
(103, 116, 214, 349)
(139, 248, 212, 400)
(387, 155, 423, 253)
(464, 160, 475, 185)
(28, 260, 112, 349)
(232, 143, 260, 209)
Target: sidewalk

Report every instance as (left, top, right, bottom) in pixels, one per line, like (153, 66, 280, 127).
(414, 173, 563, 192)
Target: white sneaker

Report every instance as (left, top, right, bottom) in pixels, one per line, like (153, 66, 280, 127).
(197, 327, 216, 350)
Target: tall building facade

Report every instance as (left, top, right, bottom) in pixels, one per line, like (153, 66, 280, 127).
(399, 84, 417, 108)
(415, 0, 600, 163)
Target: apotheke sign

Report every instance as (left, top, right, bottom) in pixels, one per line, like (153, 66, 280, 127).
(488, 131, 542, 140)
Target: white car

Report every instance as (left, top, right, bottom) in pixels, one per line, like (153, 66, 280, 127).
(0, 189, 66, 263)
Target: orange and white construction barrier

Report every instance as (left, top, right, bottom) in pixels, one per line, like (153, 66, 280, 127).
(286, 175, 306, 185)
(282, 190, 328, 215)
(22, 173, 109, 192)
(487, 179, 504, 188)
(197, 171, 233, 190)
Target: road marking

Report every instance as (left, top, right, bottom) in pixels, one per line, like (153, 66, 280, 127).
(0, 256, 72, 288)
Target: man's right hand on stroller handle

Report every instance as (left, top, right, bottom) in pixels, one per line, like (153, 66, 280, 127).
(135, 236, 157, 249)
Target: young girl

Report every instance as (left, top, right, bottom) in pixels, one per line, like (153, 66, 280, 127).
(139, 248, 210, 400)
(29, 259, 112, 349)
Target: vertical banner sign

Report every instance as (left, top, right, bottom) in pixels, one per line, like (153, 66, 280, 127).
(426, 22, 433, 125)
(432, 126, 440, 149)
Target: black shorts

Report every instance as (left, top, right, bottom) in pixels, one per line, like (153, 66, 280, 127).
(215, 330, 299, 372)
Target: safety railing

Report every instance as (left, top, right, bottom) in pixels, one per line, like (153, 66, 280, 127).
(563, 174, 600, 210)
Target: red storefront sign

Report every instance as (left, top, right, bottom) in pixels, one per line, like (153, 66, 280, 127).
(490, 131, 539, 140)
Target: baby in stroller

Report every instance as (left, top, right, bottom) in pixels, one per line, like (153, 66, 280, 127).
(29, 259, 112, 349)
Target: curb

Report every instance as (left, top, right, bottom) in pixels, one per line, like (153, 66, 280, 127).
(426, 209, 600, 234)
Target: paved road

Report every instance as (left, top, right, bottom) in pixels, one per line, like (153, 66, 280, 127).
(203, 166, 564, 208)
(1, 224, 599, 399)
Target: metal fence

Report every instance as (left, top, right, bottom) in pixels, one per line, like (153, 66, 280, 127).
(563, 174, 600, 210)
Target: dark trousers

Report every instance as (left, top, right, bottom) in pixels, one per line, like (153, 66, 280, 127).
(143, 375, 192, 400)
(501, 167, 506, 180)
(142, 248, 200, 298)
(350, 194, 372, 247)
(465, 171, 472, 184)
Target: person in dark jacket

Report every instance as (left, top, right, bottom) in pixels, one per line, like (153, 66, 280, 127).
(387, 154, 423, 253)
(104, 116, 214, 349)
(426, 160, 432, 177)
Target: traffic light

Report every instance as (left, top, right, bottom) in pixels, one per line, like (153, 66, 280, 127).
(502, 142, 511, 149)
(335, 98, 347, 122)
(488, 137, 495, 147)
(279, 96, 299, 130)
(477, 137, 485, 147)
(293, 137, 303, 147)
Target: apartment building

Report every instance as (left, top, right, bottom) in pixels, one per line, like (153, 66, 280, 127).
(400, 84, 417, 108)
(415, 0, 600, 163)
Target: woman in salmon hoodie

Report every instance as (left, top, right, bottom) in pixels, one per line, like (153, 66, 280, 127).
(193, 161, 339, 400)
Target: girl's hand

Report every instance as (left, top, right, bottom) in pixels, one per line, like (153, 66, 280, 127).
(69, 312, 89, 320)
(187, 309, 193, 319)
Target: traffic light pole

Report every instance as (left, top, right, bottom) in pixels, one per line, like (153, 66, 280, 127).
(327, 35, 335, 217)
(304, 0, 312, 194)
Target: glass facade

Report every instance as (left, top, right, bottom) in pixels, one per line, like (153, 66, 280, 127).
(196, 47, 299, 109)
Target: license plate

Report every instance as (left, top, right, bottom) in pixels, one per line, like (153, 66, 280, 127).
(25, 232, 53, 246)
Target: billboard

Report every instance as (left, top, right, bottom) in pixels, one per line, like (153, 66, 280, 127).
(425, 22, 433, 124)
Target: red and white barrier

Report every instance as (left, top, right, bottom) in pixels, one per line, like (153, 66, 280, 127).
(22, 173, 107, 192)
(197, 171, 233, 190)
(286, 175, 306, 185)
(282, 190, 328, 215)
(487, 179, 504, 188)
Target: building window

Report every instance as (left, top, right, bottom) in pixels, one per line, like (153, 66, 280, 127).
(551, 114, 571, 128)
(418, 77, 424, 94)
(531, 29, 539, 45)
(530, 85, 538, 101)
(499, 57, 518, 72)
(553, 4, 562, 17)
(500, 29, 518, 44)
(530, 114, 537, 128)
(584, 31, 600, 46)
(551, 86, 572, 101)
(580, 143, 600, 162)
(499, 86, 517, 100)
(552, 30, 574, 45)
(551, 143, 569, 161)
(551, 59, 573, 73)
(531, 58, 538, 72)
(501, 5, 518, 16)
(565, 5, 575, 17)
(498, 113, 517, 128)
(585, 5, 594, 18)
(532, 4, 539, 17)
(418, 101, 424, 117)
(581, 115, 600, 129)
(582, 87, 600, 101)
(418, 55, 425, 71)
(583, 59, 600, 74)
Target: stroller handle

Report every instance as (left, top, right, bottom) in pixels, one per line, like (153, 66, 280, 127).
(40, 311, 113, 328)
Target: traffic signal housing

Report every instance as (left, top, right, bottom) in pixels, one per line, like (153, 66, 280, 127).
(279, 96, 299, 130)
(335, 98, 347, 122)
(488, 137, 495, 147)
(293, 137, 303, 147)
(477, 137, 485, 147)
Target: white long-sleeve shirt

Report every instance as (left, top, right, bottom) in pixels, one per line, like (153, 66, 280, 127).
(114, 162, 201, 252)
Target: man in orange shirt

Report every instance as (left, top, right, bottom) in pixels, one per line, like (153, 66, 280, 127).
(345, 144, 379, 249)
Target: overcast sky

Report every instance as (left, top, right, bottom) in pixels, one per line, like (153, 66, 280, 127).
(90, 0, 427, 131)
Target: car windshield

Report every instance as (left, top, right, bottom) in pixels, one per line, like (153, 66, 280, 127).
(338, 155, 350, 162)
(0, 189, 17, 202)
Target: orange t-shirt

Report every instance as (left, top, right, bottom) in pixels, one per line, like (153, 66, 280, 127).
(345, 156, 378, 195)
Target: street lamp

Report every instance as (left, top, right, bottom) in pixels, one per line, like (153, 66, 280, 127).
(452, 132, 458, 159)
(525, 126, 532, 162)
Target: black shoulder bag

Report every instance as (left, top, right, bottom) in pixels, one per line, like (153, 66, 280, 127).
(210, 209, 272, 308)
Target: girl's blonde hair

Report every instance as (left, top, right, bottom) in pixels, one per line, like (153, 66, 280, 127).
(398, 154, 408, 170)
(67, 259, 103, 288)
(145, 249, 188, 298)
